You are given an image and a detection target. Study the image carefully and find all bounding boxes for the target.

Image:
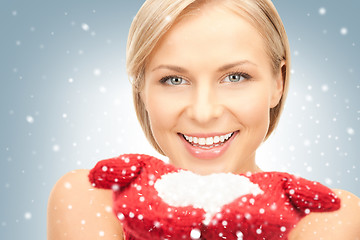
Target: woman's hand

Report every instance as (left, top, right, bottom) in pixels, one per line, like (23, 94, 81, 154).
(89, 154, 341, 240)
(289, 189, 360, 240)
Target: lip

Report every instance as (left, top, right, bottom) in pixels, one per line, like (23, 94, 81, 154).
(178, 131, 238, 160)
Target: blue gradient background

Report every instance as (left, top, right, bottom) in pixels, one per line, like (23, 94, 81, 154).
(1, 0, 359, 239)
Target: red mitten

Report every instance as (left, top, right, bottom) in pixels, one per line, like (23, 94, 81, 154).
(89, 154, 145, 190)
(89, 154, 340, 240)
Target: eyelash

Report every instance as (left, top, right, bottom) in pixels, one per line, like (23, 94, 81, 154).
(222, 71, 252, 83)
(159, 75, 188, 85)
(159, 71, 252, 85)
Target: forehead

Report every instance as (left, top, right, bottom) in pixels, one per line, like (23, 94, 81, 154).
(147, 2, 270, 71)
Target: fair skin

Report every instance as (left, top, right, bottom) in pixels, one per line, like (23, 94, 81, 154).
(142, 4, 282, 175)
(48, 2, 360, 239)
(47, 170, 123, 239)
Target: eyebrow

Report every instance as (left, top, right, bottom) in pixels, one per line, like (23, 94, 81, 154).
(151, 65, 188, 73)
(217, 60, 257, 72)
(151, 60, 257, 73)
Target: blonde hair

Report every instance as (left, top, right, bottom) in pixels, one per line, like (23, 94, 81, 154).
(127, 0, 290, 155)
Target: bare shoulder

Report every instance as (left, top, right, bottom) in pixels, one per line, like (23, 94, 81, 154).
(289, 189, 360, 240)
(47, 169, 123, 240)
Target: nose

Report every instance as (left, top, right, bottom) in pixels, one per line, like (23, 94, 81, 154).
(186, 84, 224, 124)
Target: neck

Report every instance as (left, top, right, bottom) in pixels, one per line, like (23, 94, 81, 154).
(233, 153, 262, 174)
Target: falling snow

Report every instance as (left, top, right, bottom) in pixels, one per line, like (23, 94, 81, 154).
(105, 206, 112, 212)
(325, 178, 333, 185)
(52, 144, 60, 152)
(318, 7, 326, 15)
(165, 15, 172, 22)
(190, 228, 201, 239)
(64, 182, 72, 189)
(93, 68, 101, 76)
(321, 84, 329, 92)
(2, 1, 360, 239)
(24, 212, 32, 220)
(117, 213, 125, 220)
(347, 128, 355, 135)
(26, 115, 34, 123)
(99, 86, 107, 93)
(236, 231, 244, 240)
(81, 23, 90, 31)
(340, 27, 348, 35)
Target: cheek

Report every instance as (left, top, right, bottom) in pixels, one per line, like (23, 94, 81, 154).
(226, 88, 271, 129)
(144, 89, 183, 135)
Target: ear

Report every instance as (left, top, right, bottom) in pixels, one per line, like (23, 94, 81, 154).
(270, 60, 285, 108)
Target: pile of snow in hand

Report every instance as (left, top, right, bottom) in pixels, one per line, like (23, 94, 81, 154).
(154, 170, 263, 225)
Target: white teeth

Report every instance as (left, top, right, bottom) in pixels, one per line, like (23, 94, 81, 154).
(183, 132, 234, 147)
(206, 137, 213, 145)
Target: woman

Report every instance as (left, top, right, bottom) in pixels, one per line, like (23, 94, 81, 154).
(48, 0, 360, 239)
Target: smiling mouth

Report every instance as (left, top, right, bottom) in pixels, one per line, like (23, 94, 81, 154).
(180, 131, 237, 149)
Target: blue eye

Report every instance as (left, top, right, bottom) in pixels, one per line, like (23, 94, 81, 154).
(160, 76, 188, 85)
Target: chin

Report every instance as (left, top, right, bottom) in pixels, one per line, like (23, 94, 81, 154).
(172, 157, 237, 176)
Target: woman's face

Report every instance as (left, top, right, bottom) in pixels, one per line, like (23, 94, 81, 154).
(142, 3, 283, 175)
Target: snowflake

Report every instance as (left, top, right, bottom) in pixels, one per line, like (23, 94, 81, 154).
(318, 7, 326, 15)
(26, 116, 34, 123)
(52, 145, 60, 152)
(190, 228, 201, 239)
(340, 27, 348, 35)
(346, 128, 355, 135)
(64, 182, 72, 189)
(24, 212, 32, 220)
(321, 84, 329, 92)
(81, 23, 90, 31)
(236, 231, 244, 240)
(93, 68, 101, 76)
